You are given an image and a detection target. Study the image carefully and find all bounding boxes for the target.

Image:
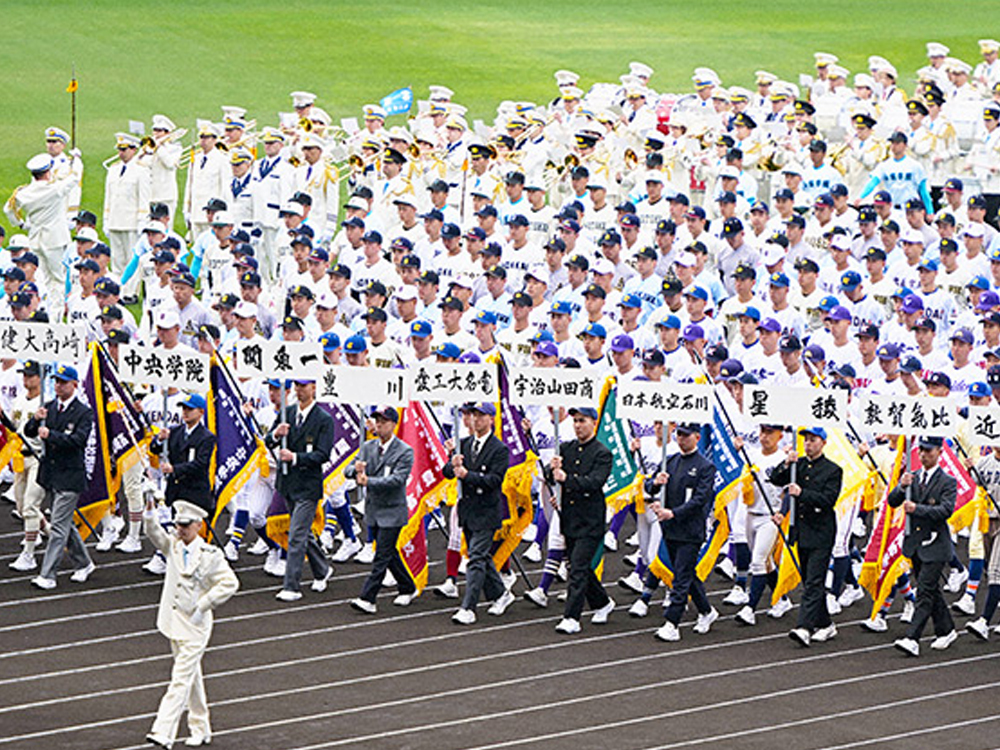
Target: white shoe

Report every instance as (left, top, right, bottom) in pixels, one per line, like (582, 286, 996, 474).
(9, 551, 36, 571)
(952, 592, 977, 616)
(735, 605, 756, 626)
(458, 557, 468, 575)
(557, 560, 568, 582)
(591, 598, 615, 624)
(223, 541, 239, 562)
(310, 567, 333, 593)
(246, 538, 269, 556)
(95, 527, 118, 552)
(625, 532, 639, 547)
(488, 590, 516, 616)
(354, 542, 375, 564)
(30, 576, 56, 590)
(900, 600, 915, 624)
(146, 732, 172, 748)
(966, 617, 990, 641)
(862, 613, 888, 632)
(715, 556, 736, 581)
(812, 623, 838, 642)
(501, 571, 516, 591)
(930, 629, 958, 650)
(826, 593, 842, 615)
(184, 731, 211, 746)
(767, 597, 793, 619)
(524, 586, 548, 608)
(271, 557, 286, 577)
(722, 585, 749, 606)
(655, 621, 680, 642)
(946, 567, 968, 593)
(555, 617, 581, 634)
(350, 597, 377, 614)
(618, 571, 644, 594)
(319, 529, 335, 551)
(452, 608, 476, 625)
(893, 637, 920, 656)
(393, 592, 416, 607)
(263, 549, 280, 576)
(332, 537, 363, 563)
(693, 607, 719, 634)
(557, 590, 568, 601)
(434, 578, 460, 599)
(70, 561, 96, 583)
(789, 627, 811, 647)
(838, 585, 865, 608)
(275, 589, 302, 602)
(603, 530, 618, 552)
(851, 516, 867, 538)
(116, 536, 142, 554)
(384, 570, 397, 588)
(622, 552, 640, 567)
(628, 599, 648, 618)
(523, 542, 542, 563)
(143, 554, 167, 575)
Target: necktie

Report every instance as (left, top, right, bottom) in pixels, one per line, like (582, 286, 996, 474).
(297, 411, 304, 428)
(200, 155, 207, 169)
(119, 164, 126, 177)
(183, 548, 188, 569)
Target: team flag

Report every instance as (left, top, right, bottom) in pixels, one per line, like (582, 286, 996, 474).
(935, 440, 982, 532)
(321, 402, 364, 496)
(0, 410, 22, 472)
(859, 436, 908, 616)
(380, 87, 414, 116)
(596, 377, 644, 513)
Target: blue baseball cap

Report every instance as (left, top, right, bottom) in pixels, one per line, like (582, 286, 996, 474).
(876, 343, 901, 360)
(769, 272, 790, 288)
(52, 364, 79, 382)
(581, 322, 607, 339)
(568, 407, 599, 420)
(434, 342, 462, 358)
(684, 285, 708, 302)
(899, 355, 923, 374)
(950, 327, 975, 345)
(969, 382, 992, 399)
(618, 293, 642, 309)
(799, 426, 828, 440)
(474, 310, 497, 326)
(344, 335, 368, 353)
(738, 305, 761, 321)
(839, 271, 862, 290)
(654, 314, 682, 330)
(179, 393, 207, 410)
(319, 332, 341, 351)
(550, 300, 574, 316)
(818, 295, 840, 312)
(410, 320, 432, 338)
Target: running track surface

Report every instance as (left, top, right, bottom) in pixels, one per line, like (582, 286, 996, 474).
(0, 505, 996, 750)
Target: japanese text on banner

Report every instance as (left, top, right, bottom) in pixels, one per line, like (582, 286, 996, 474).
(234, 340, 323, 381)
(409, 362, 496, 404)
(745, 385, 846, 428)
(316, 365, 409, 406)
(117, 344, 210, 393)
(0, 322, 86, 364)
(859, 394, 957, 438)
(507, 368, 602, 408)
(617, 380, 713, 422)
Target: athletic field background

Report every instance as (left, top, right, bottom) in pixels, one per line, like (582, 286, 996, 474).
(0, 0, 991, 235)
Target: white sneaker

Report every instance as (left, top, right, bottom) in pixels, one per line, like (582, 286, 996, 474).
(838, 585, 865, 608)
(488, 590, 516, 616)
(603, 530, 618, 552)
(354, 542, 375, 564)
(655, 621, 680, 642)
(851, 516, 867, 538)
(393, 592, 416, 607)
(115, 536, 142, 554)
(275, 589, 302, 602)
(812, 623, 838, 642)
(557, 560, 568, 582)
(310, 567, 333, 593)
(95, 526, 118, 552)
(332, 537, 363, 563)
(622, 552, 640, 567)
(458, 557, 468, 575)
(223, 541, 239, 562)
(900, 600, 915, 624)
(384, 570, 397, 588)
(263, 549, 281, 576)
(618, 571, 644, 594)
(523, 542, 542, 563)
(735, 605, 756, 626)
(246, 538, 269, 555)
(70, 561, 96, 583)
(501, 571, 516, 590)
(30, 575, 56, 590)
(555, 617, 581, 634)
(591, 598, 615, 624)
(789, 627, 811, 647)
(945, 567, 968, 593)
(183, 731, 211, 747)
(143, 554, 167, 575)
(628, 599, 649, 618)
(715, 556, 736, 581)
(826, 593, 842, 615)
(767, 597, 793, 619)
(693, 607, 719, 634)
(952, 592, 977, 616)
(452, 608, 476, 625)
(524, 586, 548, 608)
(862, 613, 888, 632)
(930, 629, 958, 650)
(319, 529, 335, 551)
(557, 590, 568, 601)
(9, 551, 36, 571)
(271, 557, 287, 578)
(966, 617, 990, 641)
(893, 637, 919, 657)
(434, 578, 460, 599)
(722, 585, 749, 606)
(350, 597, 377, 614)
(625, 532, 639, 547)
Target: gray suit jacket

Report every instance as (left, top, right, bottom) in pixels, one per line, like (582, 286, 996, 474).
(345, 436, 414, 528)
(888, 465, 956, 563)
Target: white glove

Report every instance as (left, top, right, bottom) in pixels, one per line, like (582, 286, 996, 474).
(190, 608, 205, 627)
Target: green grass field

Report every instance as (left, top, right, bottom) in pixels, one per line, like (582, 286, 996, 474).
(0, 0, 992, 235)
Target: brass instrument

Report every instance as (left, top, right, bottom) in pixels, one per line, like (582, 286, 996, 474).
(623, 148, 639, 170)
(104, 127, 189, 169)
(827, 142, 852, 176)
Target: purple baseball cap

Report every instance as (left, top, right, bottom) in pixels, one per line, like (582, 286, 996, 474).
(824, 305, 851, 322)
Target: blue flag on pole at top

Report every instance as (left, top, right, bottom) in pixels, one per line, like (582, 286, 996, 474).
(380, 87, 413, 116)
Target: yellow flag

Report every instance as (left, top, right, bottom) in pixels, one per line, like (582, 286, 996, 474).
(66, 79, 78, 93)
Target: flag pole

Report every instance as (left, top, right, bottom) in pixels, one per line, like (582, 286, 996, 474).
(951, 438, 1000, 516)
(69, 65, 78, 150)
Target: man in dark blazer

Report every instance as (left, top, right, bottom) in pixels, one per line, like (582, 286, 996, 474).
(769, 426, 843, 647)
(646, 423, 718, 642)
(27, 364, 95, 590)
(444, 402, 512, 625)
(267, 378, 335, 602)
(150, 393, 216, 516)
(890, 435, 958, 657)
(545, 406, 614, 635)
(347, 406, 416, 614)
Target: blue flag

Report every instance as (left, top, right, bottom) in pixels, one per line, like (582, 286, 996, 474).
(380, 87, 413, 116)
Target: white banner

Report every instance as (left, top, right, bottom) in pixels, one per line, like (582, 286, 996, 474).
(409, 362, 497, 404)
(618, 379, 713, 423)
(316, 365, 409, 407)
(117, 344, 211, 393)
(508, 368, 603, 408)
(966, 405, 1000, 447)
(745, 385, 847, 428)
(234, 339, 323, 381)
(857, 394, 957, 438)
(0, 322, 87, 364)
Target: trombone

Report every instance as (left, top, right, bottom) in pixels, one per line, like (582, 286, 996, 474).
(102, 127, 188, 169)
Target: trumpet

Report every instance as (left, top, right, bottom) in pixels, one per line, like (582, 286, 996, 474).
(103, 127, 190, 169)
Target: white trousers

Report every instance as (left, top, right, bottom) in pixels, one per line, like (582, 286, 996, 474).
(150, 634, 211, 743)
